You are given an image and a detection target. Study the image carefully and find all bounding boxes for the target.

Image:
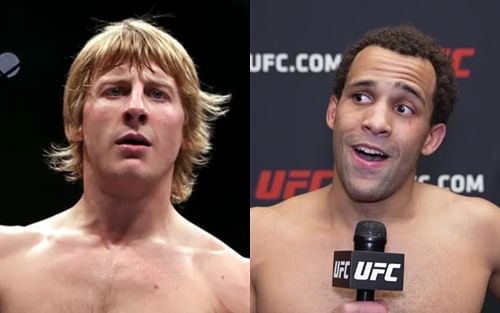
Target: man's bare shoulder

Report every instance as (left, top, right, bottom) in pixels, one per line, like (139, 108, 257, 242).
(419, 183, 500, 245)
(0, 224, 46, 259)
(250, 187, 328, 267)
(185, 219, 248, 264)
(419, 182, 499, 219)
(420, 183, 500, 297)
(444, 185, 500, 244)
(174, 210, 242, 254)
(251, 186, 328, 230)
(175, 212, 250, 312)
(0, 211, 76, 259)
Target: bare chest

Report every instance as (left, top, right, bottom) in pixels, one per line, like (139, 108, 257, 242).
(254, 235, 491, 313)
(1, 247, 222, 313)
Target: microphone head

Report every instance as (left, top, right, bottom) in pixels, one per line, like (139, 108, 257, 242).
(0, 52, 20, 78)
(354, 220, 387, 251)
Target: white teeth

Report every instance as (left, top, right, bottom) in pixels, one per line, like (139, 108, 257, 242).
(356, 146, 386, 156)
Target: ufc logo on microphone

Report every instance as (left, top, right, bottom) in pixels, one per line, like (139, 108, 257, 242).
(333, 260, 350, 279)
(332, 250, 404, 290)
(353, 261, 401, 282)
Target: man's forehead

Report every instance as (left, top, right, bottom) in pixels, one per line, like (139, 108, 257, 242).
(346, 46, 436, 101)
(95, 63, 175, 84)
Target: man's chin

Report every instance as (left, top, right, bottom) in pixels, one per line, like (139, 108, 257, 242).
(106, 164, 152, 181)
(344, 183, 391, 203)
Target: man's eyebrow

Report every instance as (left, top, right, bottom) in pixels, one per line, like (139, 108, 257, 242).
(94, 75, 132, 86)
(347, 79, 426, 105)
(395, 81, 425, 105)
(93, 76, 175, 90)
(346, 79, 376, 89)
(145, 78, 175, 89)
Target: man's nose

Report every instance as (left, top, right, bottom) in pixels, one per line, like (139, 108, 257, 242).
(123, 90, 148, 127)
(361, 102, 392, 136)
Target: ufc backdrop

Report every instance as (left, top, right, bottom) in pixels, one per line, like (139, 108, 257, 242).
(0, 2, 249, 257)
(250, 0, 499, 311)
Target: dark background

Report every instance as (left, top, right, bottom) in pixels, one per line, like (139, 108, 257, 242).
(251, 0, 499, 310)
(0, 1, 248, 257)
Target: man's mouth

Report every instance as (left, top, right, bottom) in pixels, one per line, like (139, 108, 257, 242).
(115, 133, 152, 147)
(353, 144, 389, 162)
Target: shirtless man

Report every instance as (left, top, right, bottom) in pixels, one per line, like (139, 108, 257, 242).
(251, 25, 500, 313)
(0, 19, 248, 313)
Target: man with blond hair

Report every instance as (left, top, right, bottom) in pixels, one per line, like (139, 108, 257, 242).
(0, 18, 248, 312)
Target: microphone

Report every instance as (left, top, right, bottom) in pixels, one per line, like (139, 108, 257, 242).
(354, 220, 387, 301)
(332, 220, 404, 301)
(0, 52, 21, 79)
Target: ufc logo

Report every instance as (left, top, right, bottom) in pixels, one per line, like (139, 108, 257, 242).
(353, 261, 401, 282)
(442, 47, 476, 78)
(255, 169, 333, 200)
(333, 260, 350, 279)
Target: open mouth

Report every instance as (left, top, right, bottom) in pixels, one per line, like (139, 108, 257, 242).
(353, 145, 388, 162)
(115, 134, 152, 147)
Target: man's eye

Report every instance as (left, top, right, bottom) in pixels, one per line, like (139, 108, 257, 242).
(395, 104, 414, 116)
(105, 87, 125, 97)
(353, 93, 371, 104)
(149, 89, 169, 100)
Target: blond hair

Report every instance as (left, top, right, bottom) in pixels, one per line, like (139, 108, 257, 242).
(46, 18, 229, 203)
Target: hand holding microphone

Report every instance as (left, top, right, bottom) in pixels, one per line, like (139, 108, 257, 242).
(332, 221, 404, 310)
(332, 300, 389, 313)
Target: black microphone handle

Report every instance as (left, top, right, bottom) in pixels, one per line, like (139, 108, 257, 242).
(353, 220, 387, 301)
(356, 289, 374, 301)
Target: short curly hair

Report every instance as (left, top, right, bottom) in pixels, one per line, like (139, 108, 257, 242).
(332, 25, 458, 125)
(46, 18, 229, 203)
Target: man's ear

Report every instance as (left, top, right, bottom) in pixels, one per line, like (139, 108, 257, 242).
(181, 138, 191, 150)
(421, 123, 447, 156)
(326, 95, 338, 130)
(70, 126, 84, 142)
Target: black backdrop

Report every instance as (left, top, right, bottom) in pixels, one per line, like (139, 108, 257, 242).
(0, 2, 249, 258)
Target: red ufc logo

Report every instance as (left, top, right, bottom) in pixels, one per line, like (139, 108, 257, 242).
(442, 48, 475, 78)
(255, 169, 333, 200)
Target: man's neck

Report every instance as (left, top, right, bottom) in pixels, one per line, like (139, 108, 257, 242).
(324, 175, 419, 229)
(68, 173, 179, 246)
